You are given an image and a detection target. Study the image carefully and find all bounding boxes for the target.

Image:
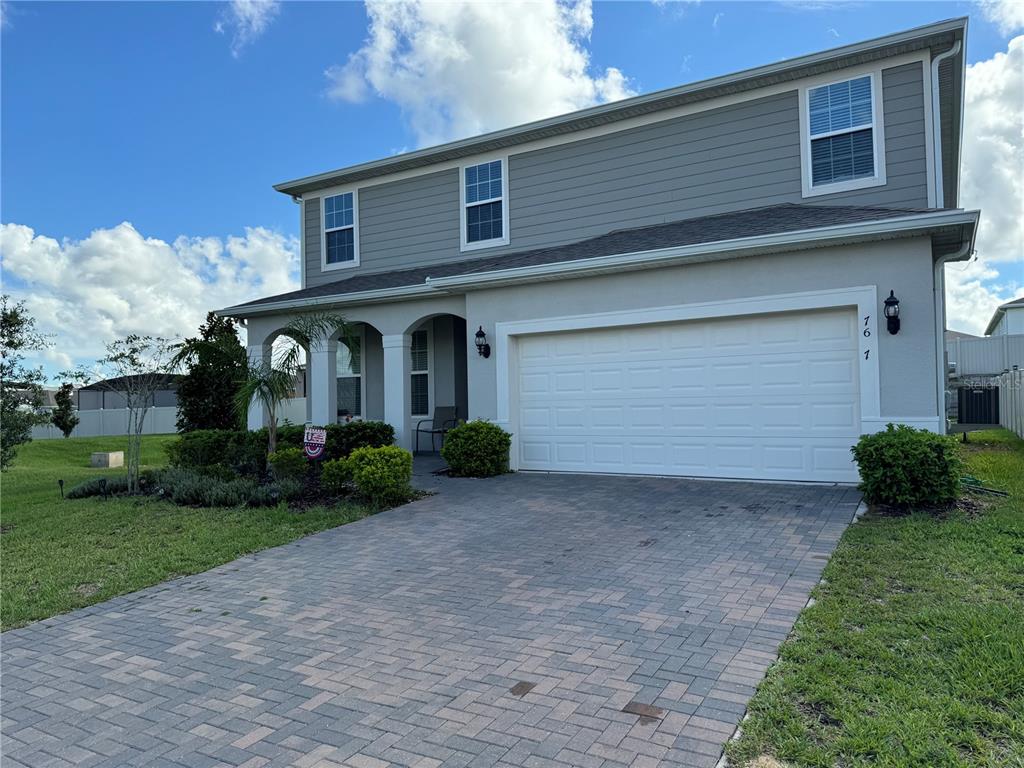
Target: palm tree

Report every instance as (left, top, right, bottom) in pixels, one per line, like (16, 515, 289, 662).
(233, 362, 294, 456)
(234, 313, 348, 458)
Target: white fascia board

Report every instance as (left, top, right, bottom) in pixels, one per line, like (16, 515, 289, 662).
(426, 209, 980, 292)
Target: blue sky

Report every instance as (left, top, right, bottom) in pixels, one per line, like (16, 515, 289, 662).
(1, 1, 1021, 375)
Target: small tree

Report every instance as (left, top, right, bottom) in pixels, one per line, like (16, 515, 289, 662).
(67, 335, 176, 493)
(171, 313, 247, 432)
(0, 296, 51, 469)
(235, 314, 347, 461)
(51, 382, 79, 438)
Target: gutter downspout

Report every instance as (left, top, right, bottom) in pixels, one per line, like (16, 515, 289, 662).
(930, 40, 961, 207)
(934, 240, 972, 433)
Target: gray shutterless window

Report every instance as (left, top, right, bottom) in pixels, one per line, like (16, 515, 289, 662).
(809, 75, 875, 186)
(324, 192, 356, 264)
(336, 337, 361, 418)
(410, 329, 429, 416)
(464, 160, 503, 243)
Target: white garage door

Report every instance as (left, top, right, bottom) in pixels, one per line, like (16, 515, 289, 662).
(515, 308, 860, 482)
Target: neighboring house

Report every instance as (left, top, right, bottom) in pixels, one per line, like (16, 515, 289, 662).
(76, 375, 183, 410)
(220, 18, 977, 483)
(985, 297, 1024, 336)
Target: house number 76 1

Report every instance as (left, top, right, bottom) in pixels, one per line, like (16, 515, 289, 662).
(863, 316, 871, 359)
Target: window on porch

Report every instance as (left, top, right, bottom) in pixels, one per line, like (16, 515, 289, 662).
(411, 328, 429, 417)
(337, 335, 361, 419)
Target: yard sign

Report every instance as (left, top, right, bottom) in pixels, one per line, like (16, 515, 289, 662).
(303, 426, 327, 460)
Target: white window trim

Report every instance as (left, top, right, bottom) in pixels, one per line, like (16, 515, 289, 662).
(799, 69, 887, 198)
(320, 190, 360, 272)
(337, 325, 365, 420)
(459, 156, 510, 252)
(410, 323, 433, 418)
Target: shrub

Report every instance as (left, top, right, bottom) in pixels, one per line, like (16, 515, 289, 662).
(66, 475, 131, 499)
(166, 421, 397, 477)
(331, 421, 395, 458)
(320, 458, 351, 496)
(268, 447, 307, 481)
(347, 445, 413, 507)
(851, 424, 963, 510)
(165, 429, 264, 476)
(441, 420, 511, 477)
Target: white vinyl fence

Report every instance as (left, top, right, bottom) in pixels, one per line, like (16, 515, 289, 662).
(998, 368, 1024, 438)
(32, 407, 179, 440)
(30, 398, 309, 439)
(946, 333, 1024, 376)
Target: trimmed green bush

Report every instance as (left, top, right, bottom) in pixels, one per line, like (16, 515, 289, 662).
(851, 424, 963, 509)
(320, 458, 351, 496)
(441, 420, 511, 477)
(268, 447, 307, 481)
(347, 445, 413, 507)
(167, 421, 396, 475)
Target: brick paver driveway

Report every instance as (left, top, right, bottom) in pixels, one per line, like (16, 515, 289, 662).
(2, 470, 858, 768)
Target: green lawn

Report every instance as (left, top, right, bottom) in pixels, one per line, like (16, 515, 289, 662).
(728, 429, 1024, 768)
(0, 435, 370, 630)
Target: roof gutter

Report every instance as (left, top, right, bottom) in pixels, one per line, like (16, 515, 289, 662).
(426, 209, 980, 292)
(217, 283, 438, 318)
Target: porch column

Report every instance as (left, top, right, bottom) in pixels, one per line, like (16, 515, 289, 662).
(308, 336, 338, 426)
(382, 333, 412, 450)
(246, 343, 271, 431)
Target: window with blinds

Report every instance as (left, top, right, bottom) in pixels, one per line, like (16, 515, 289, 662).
(336, 336, 361, 418)
(807, 75, 876, 187)
(410, 328, 429, 416)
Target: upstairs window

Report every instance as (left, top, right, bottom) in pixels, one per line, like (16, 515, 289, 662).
(322, 191, 358, 269)
(461, 159, 509, 250)
(802, 73, 885, 196)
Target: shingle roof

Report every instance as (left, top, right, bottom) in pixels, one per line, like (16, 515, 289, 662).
(228, 203, 938, 312)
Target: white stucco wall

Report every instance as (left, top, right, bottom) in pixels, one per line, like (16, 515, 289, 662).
(463, 237, 939, 425)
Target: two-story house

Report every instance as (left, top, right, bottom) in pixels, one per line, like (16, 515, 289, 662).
(221, 17, 978, 483)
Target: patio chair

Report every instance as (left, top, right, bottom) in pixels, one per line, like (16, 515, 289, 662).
(414, 406, 459, 454)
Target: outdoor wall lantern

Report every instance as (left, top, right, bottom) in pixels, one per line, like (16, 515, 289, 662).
(883, 290, 901, 335)
(474, 326, 491, 358)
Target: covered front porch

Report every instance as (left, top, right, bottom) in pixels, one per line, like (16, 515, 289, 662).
(243, 296, 469, 452)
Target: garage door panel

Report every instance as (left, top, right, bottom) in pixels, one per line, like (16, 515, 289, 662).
(516, 309, 860, 482)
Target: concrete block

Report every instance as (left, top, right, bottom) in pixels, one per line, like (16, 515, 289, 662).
(90, 451, 124, 468)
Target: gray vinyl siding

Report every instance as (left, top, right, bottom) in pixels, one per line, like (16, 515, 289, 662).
(304, 197, 321, 284)
(302, 61, 929, 289)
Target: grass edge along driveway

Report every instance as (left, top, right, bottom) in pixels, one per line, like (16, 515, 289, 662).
(1, 435, 372, 630)
(727, 428, 1024, 768)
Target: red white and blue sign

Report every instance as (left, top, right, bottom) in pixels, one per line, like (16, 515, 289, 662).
(303, 426, 327, 460)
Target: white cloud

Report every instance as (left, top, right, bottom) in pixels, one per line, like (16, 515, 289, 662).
(326, 0, 636, 147)
(0, 222, 299, 378)
(977, 0, 1024, 35)
(948, 35, 1024, 334)
(215, 0, 280, 57)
